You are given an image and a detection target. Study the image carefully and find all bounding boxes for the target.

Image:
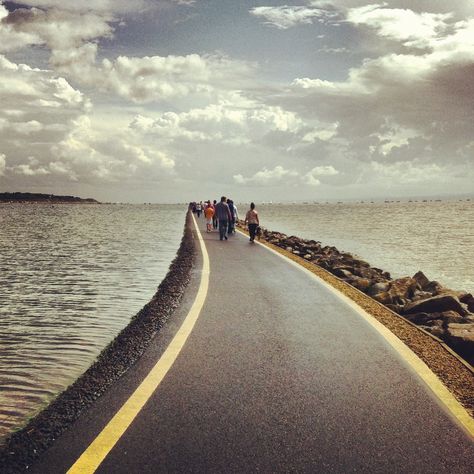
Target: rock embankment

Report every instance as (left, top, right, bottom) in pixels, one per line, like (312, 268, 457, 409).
(247, 224, 474, 365)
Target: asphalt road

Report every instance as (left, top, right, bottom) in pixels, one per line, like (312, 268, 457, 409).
(31, 217, 474, 473)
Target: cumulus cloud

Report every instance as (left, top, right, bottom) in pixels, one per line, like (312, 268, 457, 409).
(172, 0, 196, 5)
(0, 153, 5, 175)
(316, 1, 474, 17)
(50, 115, 175, 183)
(303, 165, 339, 186)
(1, 1, 254, 105)
(250, 5, 337, 29)
(243, 1, 474, 197)
(0, 54, 175, 190)
(0, 3, 114, 53)
(82, 54, 253, 104)
(369, 160, 446, 184)
(13, 160, 50, 176)
(265, 4, 474, 187)
(2, 1, 150, 14)
(234, 166, 299, 186)
(347, 4, 453, 49)
(251, 1, 474, 30)
(0, 53, 87, 126)
(234, 164, 340, 187)
(130, 96, 305, 143)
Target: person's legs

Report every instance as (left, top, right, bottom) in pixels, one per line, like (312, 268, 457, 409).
(249, 223, 257, 241)
(219, 220, 228, 240)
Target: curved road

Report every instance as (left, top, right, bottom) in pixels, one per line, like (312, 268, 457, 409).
(31, 216, 473, 473)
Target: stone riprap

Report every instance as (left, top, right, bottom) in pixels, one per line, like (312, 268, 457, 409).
(243, 222, 474, 366)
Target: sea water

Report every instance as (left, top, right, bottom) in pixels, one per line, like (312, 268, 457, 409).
(254, 200, 474, 293)
(0, 203, 185, 440)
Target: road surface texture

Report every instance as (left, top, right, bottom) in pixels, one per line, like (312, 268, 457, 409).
(30, 217, 474, 473)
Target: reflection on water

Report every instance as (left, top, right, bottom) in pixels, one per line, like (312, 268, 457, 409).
(0, 203, 184, 439)
(257, 200, 474, 293)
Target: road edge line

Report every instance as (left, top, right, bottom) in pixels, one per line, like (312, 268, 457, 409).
(236, 228, 474, 438)
(67, 214, 210, 473)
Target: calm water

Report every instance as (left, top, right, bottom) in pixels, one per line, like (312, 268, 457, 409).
(0, 203, 185, 439)
(256, 200, 474, 293)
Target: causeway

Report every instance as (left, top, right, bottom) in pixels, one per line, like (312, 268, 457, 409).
(30, 215, 474, 473)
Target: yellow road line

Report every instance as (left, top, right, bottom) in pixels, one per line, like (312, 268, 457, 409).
(236, 228, 474, 438)
(68, 215, 210, 473)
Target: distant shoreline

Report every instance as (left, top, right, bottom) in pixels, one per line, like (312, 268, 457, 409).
(0, 192, 100, 204)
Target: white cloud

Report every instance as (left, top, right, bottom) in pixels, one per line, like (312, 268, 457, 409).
(0, 54, 88, 163)
(0, 153, 5, 175)
(13, 120, 43, 135)
(370, 122, 421, 156)
(0, 4, 114, 53)
(234, 165, 299, 186)
(172, 0, 196, 5)
(250, 5, 334, 29)
(49, 50, 255, 104)
(51, 114, 175, 183)
(9, 157, 50, 176)
(314, 1, 474, 17)
(2, 1, 150, 14)
(234, 164, 341, 188)
(1, 2, 254, 105)
(303, 165, 339, 186)
(0, 54, 175, 188)
(347, 4, 452, 48)
(369, 160, 445, 184)
(251, 2, 474, 32)
(285, 16, 474, 170)
(129, 96, 305, 143)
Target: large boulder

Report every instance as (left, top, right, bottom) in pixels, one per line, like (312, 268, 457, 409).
(385, 303, 404, 314)
(349, 276, 372, 292)
(412, 271, 431, 289)
(421, 322, 446, 338)
(404, 310, 465, 326)
(411, 290, 435, 301)
(332, 268, 354, 279)
(372, 291, 393, 305)
(460, 294, 474, 313)
(387, 277, 418, 302)
(368, 282, 390, 297)
(424, 280, 444, 294)
(445, 323, 474, 365)
(354, 266, 383, 280)
(403, 295, 468, 316)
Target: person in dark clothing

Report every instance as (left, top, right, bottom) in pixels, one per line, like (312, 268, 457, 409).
(212, 199, 218, 229)
(214, 196, 232, 241)
(227, 199, 235, 234)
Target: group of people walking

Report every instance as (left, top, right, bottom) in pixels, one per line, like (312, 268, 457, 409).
(190, 198, 260, 242)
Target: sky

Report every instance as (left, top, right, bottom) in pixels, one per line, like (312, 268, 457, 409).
(0, 0, 473, 203)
